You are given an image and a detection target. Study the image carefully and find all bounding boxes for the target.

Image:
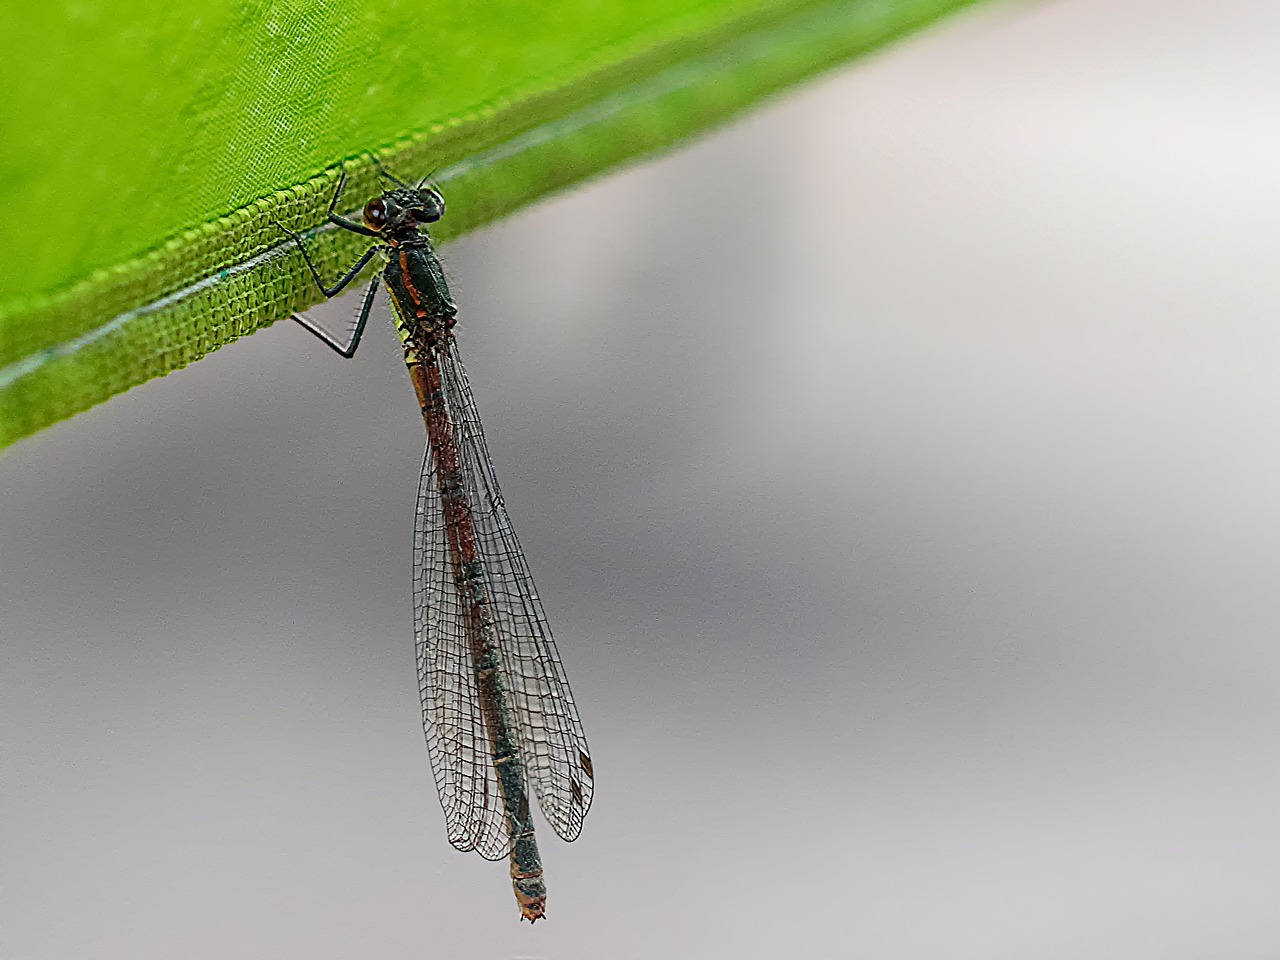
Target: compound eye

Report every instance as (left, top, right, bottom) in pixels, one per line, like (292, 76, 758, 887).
(363, 198, 388, 231)
(416, 188, 445, 223)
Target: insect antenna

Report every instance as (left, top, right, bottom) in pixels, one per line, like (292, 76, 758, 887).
(369, 154, 411, 188)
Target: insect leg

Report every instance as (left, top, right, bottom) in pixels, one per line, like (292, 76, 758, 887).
(325, 163, 382, 238)
(274, 217, 378, 298)
(293, 275, 382, 358)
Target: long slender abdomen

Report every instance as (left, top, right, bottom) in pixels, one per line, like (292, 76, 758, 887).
(408, 350, 547, 922)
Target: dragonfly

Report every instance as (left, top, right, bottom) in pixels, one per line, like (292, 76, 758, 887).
(276, 162, 594, 922)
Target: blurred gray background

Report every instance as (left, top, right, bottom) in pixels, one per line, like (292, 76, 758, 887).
(6, 0, 1280, 956)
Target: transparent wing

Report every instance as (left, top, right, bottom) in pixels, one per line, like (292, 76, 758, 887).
(414, 440, 511, 862)
(435, 337, 595, 842)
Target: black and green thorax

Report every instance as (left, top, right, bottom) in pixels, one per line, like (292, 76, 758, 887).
(384, 233, 458, 358)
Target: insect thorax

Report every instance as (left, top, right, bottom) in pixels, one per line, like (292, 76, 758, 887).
(385, 237, 458, 356)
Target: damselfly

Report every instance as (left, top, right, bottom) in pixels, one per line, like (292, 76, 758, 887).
(277, 163, 594, 922)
